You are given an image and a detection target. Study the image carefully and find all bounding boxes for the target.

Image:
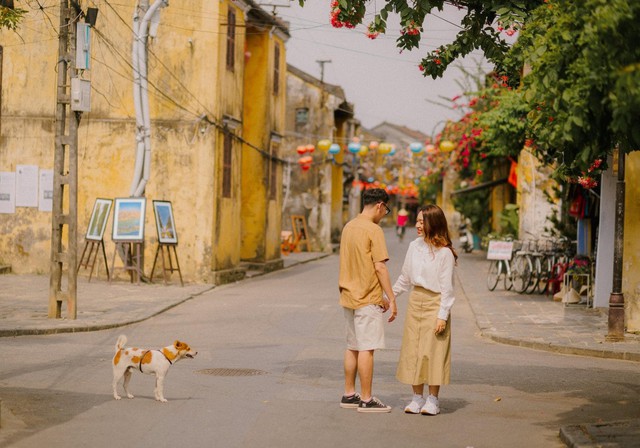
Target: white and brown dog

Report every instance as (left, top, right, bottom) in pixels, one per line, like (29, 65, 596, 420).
(112, 335, 197, 402)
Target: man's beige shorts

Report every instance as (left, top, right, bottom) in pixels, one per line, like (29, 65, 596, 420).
(344, 305, 386, 351)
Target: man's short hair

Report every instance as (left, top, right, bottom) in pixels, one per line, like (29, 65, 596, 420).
(362, 188, 389, 206)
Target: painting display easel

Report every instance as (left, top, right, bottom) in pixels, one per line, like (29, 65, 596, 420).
(109, 197, 146, 285)
(77, 239, 109, 282)
(149, 244, 183, 286)
(291, 215, 310, 252)
(150, 200, 182, 286)
(79, 198, 113, 282)
(109, 241, 144, 284)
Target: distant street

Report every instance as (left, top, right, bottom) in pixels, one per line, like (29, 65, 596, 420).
(1, 228, 639, 448)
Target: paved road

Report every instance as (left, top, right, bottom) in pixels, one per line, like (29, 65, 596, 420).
(1, 231, 639, 447)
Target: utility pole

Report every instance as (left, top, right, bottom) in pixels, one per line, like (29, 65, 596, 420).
(607, 149, 626, 341)
(48, 0, 80, 319)
(316, 59, 331, 84)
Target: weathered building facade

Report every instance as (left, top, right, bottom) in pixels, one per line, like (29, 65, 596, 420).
(0, 0, 288, 284)
(283, 64, 354, 251)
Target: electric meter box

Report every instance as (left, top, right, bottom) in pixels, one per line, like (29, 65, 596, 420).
(76, 23, 91, 70)
(71, 78, 91, 112)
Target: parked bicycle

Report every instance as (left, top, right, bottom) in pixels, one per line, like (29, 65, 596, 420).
(486, 238, 518, 291)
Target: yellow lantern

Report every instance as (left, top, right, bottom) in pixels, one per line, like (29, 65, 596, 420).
(317, 139, 332, 152)
(378, 142, 392, 154)
(359, 145, 369, 155)
(440, 140, 456, 153)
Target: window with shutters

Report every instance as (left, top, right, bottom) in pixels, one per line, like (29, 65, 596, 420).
(222, 132, 232, 198)
(226, 9, 236, 71)
(273, 43, 280, 95)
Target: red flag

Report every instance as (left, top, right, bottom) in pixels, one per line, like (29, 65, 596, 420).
(508, 161, 518, 188)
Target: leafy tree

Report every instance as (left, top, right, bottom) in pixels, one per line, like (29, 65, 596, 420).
(298, 0, 543, 78)
(1, 2, 26, 31)
(499, 0, 640, 181)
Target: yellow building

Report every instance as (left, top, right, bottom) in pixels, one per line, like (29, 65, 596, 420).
(0, 0, 289, 284)
(283, 64, 353, 252)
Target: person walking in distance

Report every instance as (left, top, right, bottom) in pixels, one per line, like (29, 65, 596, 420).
(392, 204, 457, 415)
(339, 188, 397, 413)
(396, 207, 409, 241)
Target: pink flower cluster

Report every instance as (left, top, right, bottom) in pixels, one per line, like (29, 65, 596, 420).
(401, 21, 420, 36)
(577, 176, 598, 189)
(497, 22, 517, 36)
(330, 1, 355, 28)
(366, 22, 379, 39)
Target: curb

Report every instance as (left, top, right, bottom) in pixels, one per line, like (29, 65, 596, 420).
(455, 269, 640, 364)
(559, 419, 640, 448)
(482, 333, 640, 363)
(0, 285, 216, 338)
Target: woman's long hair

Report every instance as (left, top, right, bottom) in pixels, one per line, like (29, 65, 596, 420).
(420, 204, 458, 263)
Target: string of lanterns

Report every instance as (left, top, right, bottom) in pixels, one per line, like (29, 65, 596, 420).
(295, 138, 456, 171)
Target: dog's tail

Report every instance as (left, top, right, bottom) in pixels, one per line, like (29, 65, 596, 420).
(115, 335, 127, 353)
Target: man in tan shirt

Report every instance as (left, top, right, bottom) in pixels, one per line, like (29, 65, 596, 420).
(338, 188, 397, 413)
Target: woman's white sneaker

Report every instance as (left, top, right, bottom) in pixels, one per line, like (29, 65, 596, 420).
(404, 395, 426, 414)
(420, 394, 440, 415)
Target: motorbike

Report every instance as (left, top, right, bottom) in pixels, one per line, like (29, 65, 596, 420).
(459, 220, 474, 253)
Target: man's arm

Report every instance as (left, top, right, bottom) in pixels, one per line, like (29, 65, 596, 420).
(374, 261, 397, 322)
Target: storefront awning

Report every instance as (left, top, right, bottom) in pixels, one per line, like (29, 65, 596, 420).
(450, 178, 508, 197)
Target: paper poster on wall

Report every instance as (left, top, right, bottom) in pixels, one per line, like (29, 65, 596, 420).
(0, 172, 16, 214)
(15, 165, 39, 207)
(39, 169, 54, 212)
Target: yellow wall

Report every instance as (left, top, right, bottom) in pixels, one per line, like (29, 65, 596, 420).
(0, 1, 259, 282)
(211, 1, 246, 273)
(241, 27, 286, 264)
(624, 151, 640, 330)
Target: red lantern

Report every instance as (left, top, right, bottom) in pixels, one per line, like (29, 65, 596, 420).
(305, 144, 315, 153)
(301, 164, 311, 171)
(296, 145, 307, 155)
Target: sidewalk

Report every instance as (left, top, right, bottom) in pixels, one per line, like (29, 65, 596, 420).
(455, 250, 640, 448)
(0, 250, 330, 338)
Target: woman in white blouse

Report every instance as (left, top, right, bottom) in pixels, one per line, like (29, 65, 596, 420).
(392, 204, 457, 415)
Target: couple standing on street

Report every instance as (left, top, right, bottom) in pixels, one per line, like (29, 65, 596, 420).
(338, 188, 457, 414)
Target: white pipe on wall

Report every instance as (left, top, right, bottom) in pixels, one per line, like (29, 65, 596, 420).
(130, 0, 168, 197)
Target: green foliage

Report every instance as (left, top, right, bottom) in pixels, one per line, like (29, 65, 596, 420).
(451, 188, 491, 238)
(0, 5, 26, 31)
(299, 0, 543, 79)
(477, 88, 528, 158)
(502, 0, 640, 178)
(498, 203, 519, 235)
(418, 172, 440, 205)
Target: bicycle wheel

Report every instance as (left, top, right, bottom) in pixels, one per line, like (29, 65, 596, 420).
(536, 256, 552, 295)
(504, 261, 513, 290)
(526, 256, 541, 294)
(487, 260, 501, 291)
(512, 254, 532, 294)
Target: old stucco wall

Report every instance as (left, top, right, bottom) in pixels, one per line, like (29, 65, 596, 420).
(517, 148, 559, 239)
(0, 1, 227, 282)
(624, 151, 640, 332)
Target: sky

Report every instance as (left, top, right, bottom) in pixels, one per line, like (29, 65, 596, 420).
(269, 0, 495, 137)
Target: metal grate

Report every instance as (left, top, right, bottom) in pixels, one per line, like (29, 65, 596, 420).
(195, 368, 268, 377)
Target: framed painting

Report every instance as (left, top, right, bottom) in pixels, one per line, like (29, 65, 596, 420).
(112, 197, 146, 241)
(153, 200, 178, 244)
(85, 198, 112, 241)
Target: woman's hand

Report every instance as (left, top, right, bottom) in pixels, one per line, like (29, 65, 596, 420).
(435, 318, 447, 335)
(387, 300, 398, 323)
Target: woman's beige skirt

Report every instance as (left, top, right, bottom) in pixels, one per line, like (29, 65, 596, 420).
(396, 286, 451, 386)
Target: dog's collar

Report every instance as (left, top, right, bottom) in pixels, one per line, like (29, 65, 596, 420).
(139, 349, 173, 373)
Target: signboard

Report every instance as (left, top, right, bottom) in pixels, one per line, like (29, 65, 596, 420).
(487, 240, 514, 260)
